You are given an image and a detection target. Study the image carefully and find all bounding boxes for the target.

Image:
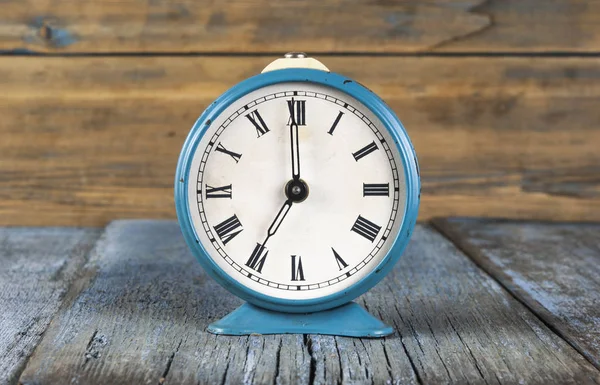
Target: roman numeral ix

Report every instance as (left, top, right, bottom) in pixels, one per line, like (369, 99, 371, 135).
(213, 214, 243, 245)
(287, 98, 306, 126)
(246, 243, 268, 273)
(246, 109, 270, 138)
(363, 183, 389, 197)
(351, 215, 382, 242)
(205, 184, 232, 199)
(291, 255, 305, 281)
(215, 142, 242, 163)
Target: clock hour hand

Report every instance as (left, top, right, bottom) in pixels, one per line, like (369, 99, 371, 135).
(262, 199, 293, 246)
(288, 98, 301, 181)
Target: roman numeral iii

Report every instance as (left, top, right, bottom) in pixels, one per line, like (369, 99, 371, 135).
(287, 98, 306, 126)
(246, 243, 268, 273)
(246, 109, 270, 137)
(205, 184, 232, 199)
(363, 183, 389, 197)
(352, 141, 379, 161)
(351, 215, 381, 242)
(213, 214, 243, 245)
(215, 142, 242, 163)
(291, 255, 305, 281)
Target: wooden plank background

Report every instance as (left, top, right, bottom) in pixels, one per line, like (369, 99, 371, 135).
(2, 0, 600, 53)
(1, 0, 600, 226)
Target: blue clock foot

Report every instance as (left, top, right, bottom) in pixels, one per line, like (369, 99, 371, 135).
(207, 302, 393, 337)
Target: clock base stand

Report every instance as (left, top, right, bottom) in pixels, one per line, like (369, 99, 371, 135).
(207, 302, 393, 337)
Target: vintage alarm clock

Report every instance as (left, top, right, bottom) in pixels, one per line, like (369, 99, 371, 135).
(175, 53, 420, 337)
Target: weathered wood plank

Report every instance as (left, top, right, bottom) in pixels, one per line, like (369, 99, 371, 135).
(18, 221, 600, 384)
(2, 56, 600, 226)
(433, 218, 600, 370)
(436, 0, 600, 52)
(0, 0, 490, 53)
(0, 227, 101, 385)
(2, 0, 599, 53)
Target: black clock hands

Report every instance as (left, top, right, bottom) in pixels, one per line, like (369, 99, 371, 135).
(260, 199, 293, 248)
(253, 97, 311, 264)
(254, 98, 309, 254)
(285, 98, 310, 203)
(249, 199, 292, 272)
(288, 98, 301, 181)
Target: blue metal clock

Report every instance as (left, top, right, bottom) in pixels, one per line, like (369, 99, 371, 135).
(175, 53, 420, 337)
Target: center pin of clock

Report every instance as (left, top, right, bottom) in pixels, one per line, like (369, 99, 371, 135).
(285, 179, 309, 203)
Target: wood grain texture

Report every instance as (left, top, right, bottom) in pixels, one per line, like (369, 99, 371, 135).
(433, 218, 600, 370)
(0, 0, 491, 53)
(2, 0, 600, 53)
(18, 221, 600, 384)
(0, 227, 100, 385)
(2, 56, 600, 226)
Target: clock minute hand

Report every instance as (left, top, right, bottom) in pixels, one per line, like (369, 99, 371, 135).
(288, 98, 301, 181)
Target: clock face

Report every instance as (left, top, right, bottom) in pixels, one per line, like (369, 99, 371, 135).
(187, 82, 407, 300)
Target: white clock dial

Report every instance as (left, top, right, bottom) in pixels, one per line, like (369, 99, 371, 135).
(187, 82, 407, 300)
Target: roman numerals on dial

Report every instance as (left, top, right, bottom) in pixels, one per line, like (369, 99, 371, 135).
(215, 142, 242, 163)
(246, 243, 268, 273)
(352, 141, 379, 161)
(213, 214, 243, 245)
(331, 248, 348, 271)
(351, 215, 381, 242)
(287, 98, 306, 126)
(205, 184, 232, 199)
(363, 183, 389, 197)
(245, 109, 270, 137)
(328, 111, 344, 135)
(291, 255, 305, 281)
(197, 91, 403, 292)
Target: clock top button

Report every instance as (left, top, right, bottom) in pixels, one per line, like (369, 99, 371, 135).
(284, 52, 307, 58)
(261, 53, 330, 73)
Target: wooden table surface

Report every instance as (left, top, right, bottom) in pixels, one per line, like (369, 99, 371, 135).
(1, 219, 598, 385)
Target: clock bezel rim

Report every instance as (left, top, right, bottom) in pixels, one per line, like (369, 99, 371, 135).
(175, 68, 420, 313)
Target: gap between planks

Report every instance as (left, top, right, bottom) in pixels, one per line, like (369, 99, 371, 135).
(5, 52, 600, 57)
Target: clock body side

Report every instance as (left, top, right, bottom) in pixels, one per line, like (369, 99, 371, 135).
(174, 68, 420, 313)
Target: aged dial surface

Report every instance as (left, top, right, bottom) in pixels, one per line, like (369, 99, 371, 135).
(187, 82, 407, 300)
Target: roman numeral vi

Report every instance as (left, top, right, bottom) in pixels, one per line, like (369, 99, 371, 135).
(291, 255, 305, 281)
